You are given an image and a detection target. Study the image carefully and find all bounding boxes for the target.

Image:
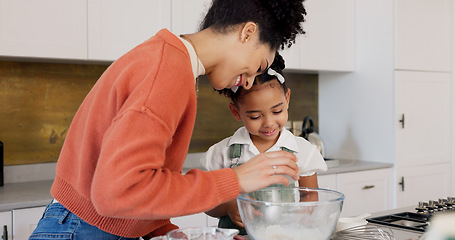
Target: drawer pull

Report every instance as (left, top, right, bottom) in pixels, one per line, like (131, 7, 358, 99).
(363, 185, 375, 190)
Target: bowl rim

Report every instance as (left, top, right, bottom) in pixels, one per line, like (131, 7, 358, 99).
(237, 187, 345, 205)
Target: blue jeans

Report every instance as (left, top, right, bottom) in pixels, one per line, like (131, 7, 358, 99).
(29, 201, 139, 240)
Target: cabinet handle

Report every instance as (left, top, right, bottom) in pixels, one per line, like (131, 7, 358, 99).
(398, 176, 405, 191)
(2, 225, 7, 240)
(362, 185, 375, 190)
(399, 114, 405, 128)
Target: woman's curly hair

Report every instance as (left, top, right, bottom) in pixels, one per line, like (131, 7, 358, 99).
(200, 0, 306, 50)
(219, 52, 287, 106)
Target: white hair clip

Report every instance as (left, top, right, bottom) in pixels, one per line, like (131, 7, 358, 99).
(231, 69, 284, 92)
(267, 68, 285, 84)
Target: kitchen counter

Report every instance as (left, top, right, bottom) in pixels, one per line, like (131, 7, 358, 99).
(0, 158, 392, 212)
(319, 159, 393, 175)
(183, 158, 393, 176)
(0, 180, 53, 211)
(183, 153, 393, 174)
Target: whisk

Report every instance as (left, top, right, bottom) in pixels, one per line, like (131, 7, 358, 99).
(331, 225, 395, 240)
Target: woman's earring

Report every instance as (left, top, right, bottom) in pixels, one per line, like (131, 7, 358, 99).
(244, 36, 249, 43)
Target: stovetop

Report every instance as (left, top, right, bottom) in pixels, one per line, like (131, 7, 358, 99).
(366, 197, 455, 232)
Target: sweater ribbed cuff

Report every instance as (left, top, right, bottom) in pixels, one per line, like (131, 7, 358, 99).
(209, 168, 240, 203)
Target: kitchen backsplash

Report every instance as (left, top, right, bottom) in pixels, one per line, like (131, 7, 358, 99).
(0, 60, 318, 165)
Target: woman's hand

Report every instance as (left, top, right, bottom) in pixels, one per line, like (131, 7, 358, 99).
(233, 150, 299, 194)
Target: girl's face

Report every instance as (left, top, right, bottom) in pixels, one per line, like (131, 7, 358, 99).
(206, 24, 276, 91)
(230, 81, 291, 145)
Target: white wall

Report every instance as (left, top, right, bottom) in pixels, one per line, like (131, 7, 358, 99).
(319, 0, 395, 163)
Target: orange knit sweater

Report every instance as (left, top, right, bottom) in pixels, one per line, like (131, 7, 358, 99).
(51, 29, 239, 238)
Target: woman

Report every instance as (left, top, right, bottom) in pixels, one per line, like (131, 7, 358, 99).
(29, 0, 307, 239)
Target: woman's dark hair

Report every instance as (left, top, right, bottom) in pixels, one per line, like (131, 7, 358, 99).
(200, 0, 306, 50)
(220, 52, 287, 106)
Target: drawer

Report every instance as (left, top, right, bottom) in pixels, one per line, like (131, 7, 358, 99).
(337, 168, 393, 217)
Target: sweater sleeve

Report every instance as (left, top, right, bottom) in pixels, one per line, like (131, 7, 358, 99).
(90, 107, 239, 219)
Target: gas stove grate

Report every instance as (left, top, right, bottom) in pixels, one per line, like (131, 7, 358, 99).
(366, 212, 429, 232)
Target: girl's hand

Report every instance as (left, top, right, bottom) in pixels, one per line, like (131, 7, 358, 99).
(226, 199, 244, 227)
(233, 150, 299, 194)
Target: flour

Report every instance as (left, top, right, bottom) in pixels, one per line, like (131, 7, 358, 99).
(246, 210, 339, 240)
(248, 224, 329, 240)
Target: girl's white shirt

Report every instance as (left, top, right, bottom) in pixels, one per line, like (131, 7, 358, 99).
(200, 127, 328, 177)
(178, 36, 205, 80)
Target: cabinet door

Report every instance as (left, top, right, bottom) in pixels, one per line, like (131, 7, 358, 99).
(396, 71, 451, 167)
(88, 0, 171, 61)
(337, 169, 392, 217)
(318, 174, 337, 190)
(171, 213, 207, 229)
(396, 163, 451, 208)
(171, 0, 211, 34)
(299, 0, 355, 71)
(12, 206, 45, 240)
(279, 40, 301, 70)
(395, 0, 451, 72)
(0, 0, 87, 60)
(0, 211, 12, 240)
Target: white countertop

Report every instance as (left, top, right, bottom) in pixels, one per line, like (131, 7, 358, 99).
(320, 159, 393, 175)
(0, 180, 53, 211)
(183, 157, 393, 176)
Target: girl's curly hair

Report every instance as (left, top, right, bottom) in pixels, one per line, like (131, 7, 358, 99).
(200, 0, 306, 50)
(219, 52, 287, 105)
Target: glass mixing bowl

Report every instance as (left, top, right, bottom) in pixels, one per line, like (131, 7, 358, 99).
(237, 187, 345, 240)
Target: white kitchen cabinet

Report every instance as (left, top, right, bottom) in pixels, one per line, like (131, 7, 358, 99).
(337, 168, 393, 217)
(0, 211, 12, 240)
(12, 206, 45, 240)
(171, 0, 355, 72)
(281, 0, 356, 72)
(395, 71, 451, 167)
(318, 174, 337, 190)
(395, 0, 452, 72)
(319, 0, 454, 208)
(452, 0, 455, 196)
(0, 0, 87, 60)
(396, 163, 452, 208)
(395, 71, 452, 206)
(88, 0, 171, 61)
(171, 0, 211, 34)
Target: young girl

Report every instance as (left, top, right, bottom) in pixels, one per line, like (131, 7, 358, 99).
(29, 0, 307, 239)
(200, 53, 328, 234)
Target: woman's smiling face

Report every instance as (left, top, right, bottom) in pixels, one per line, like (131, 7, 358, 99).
(206, 23, 276, 91)
(208, 41, 275, 91)
(230, 80, 290, 145)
